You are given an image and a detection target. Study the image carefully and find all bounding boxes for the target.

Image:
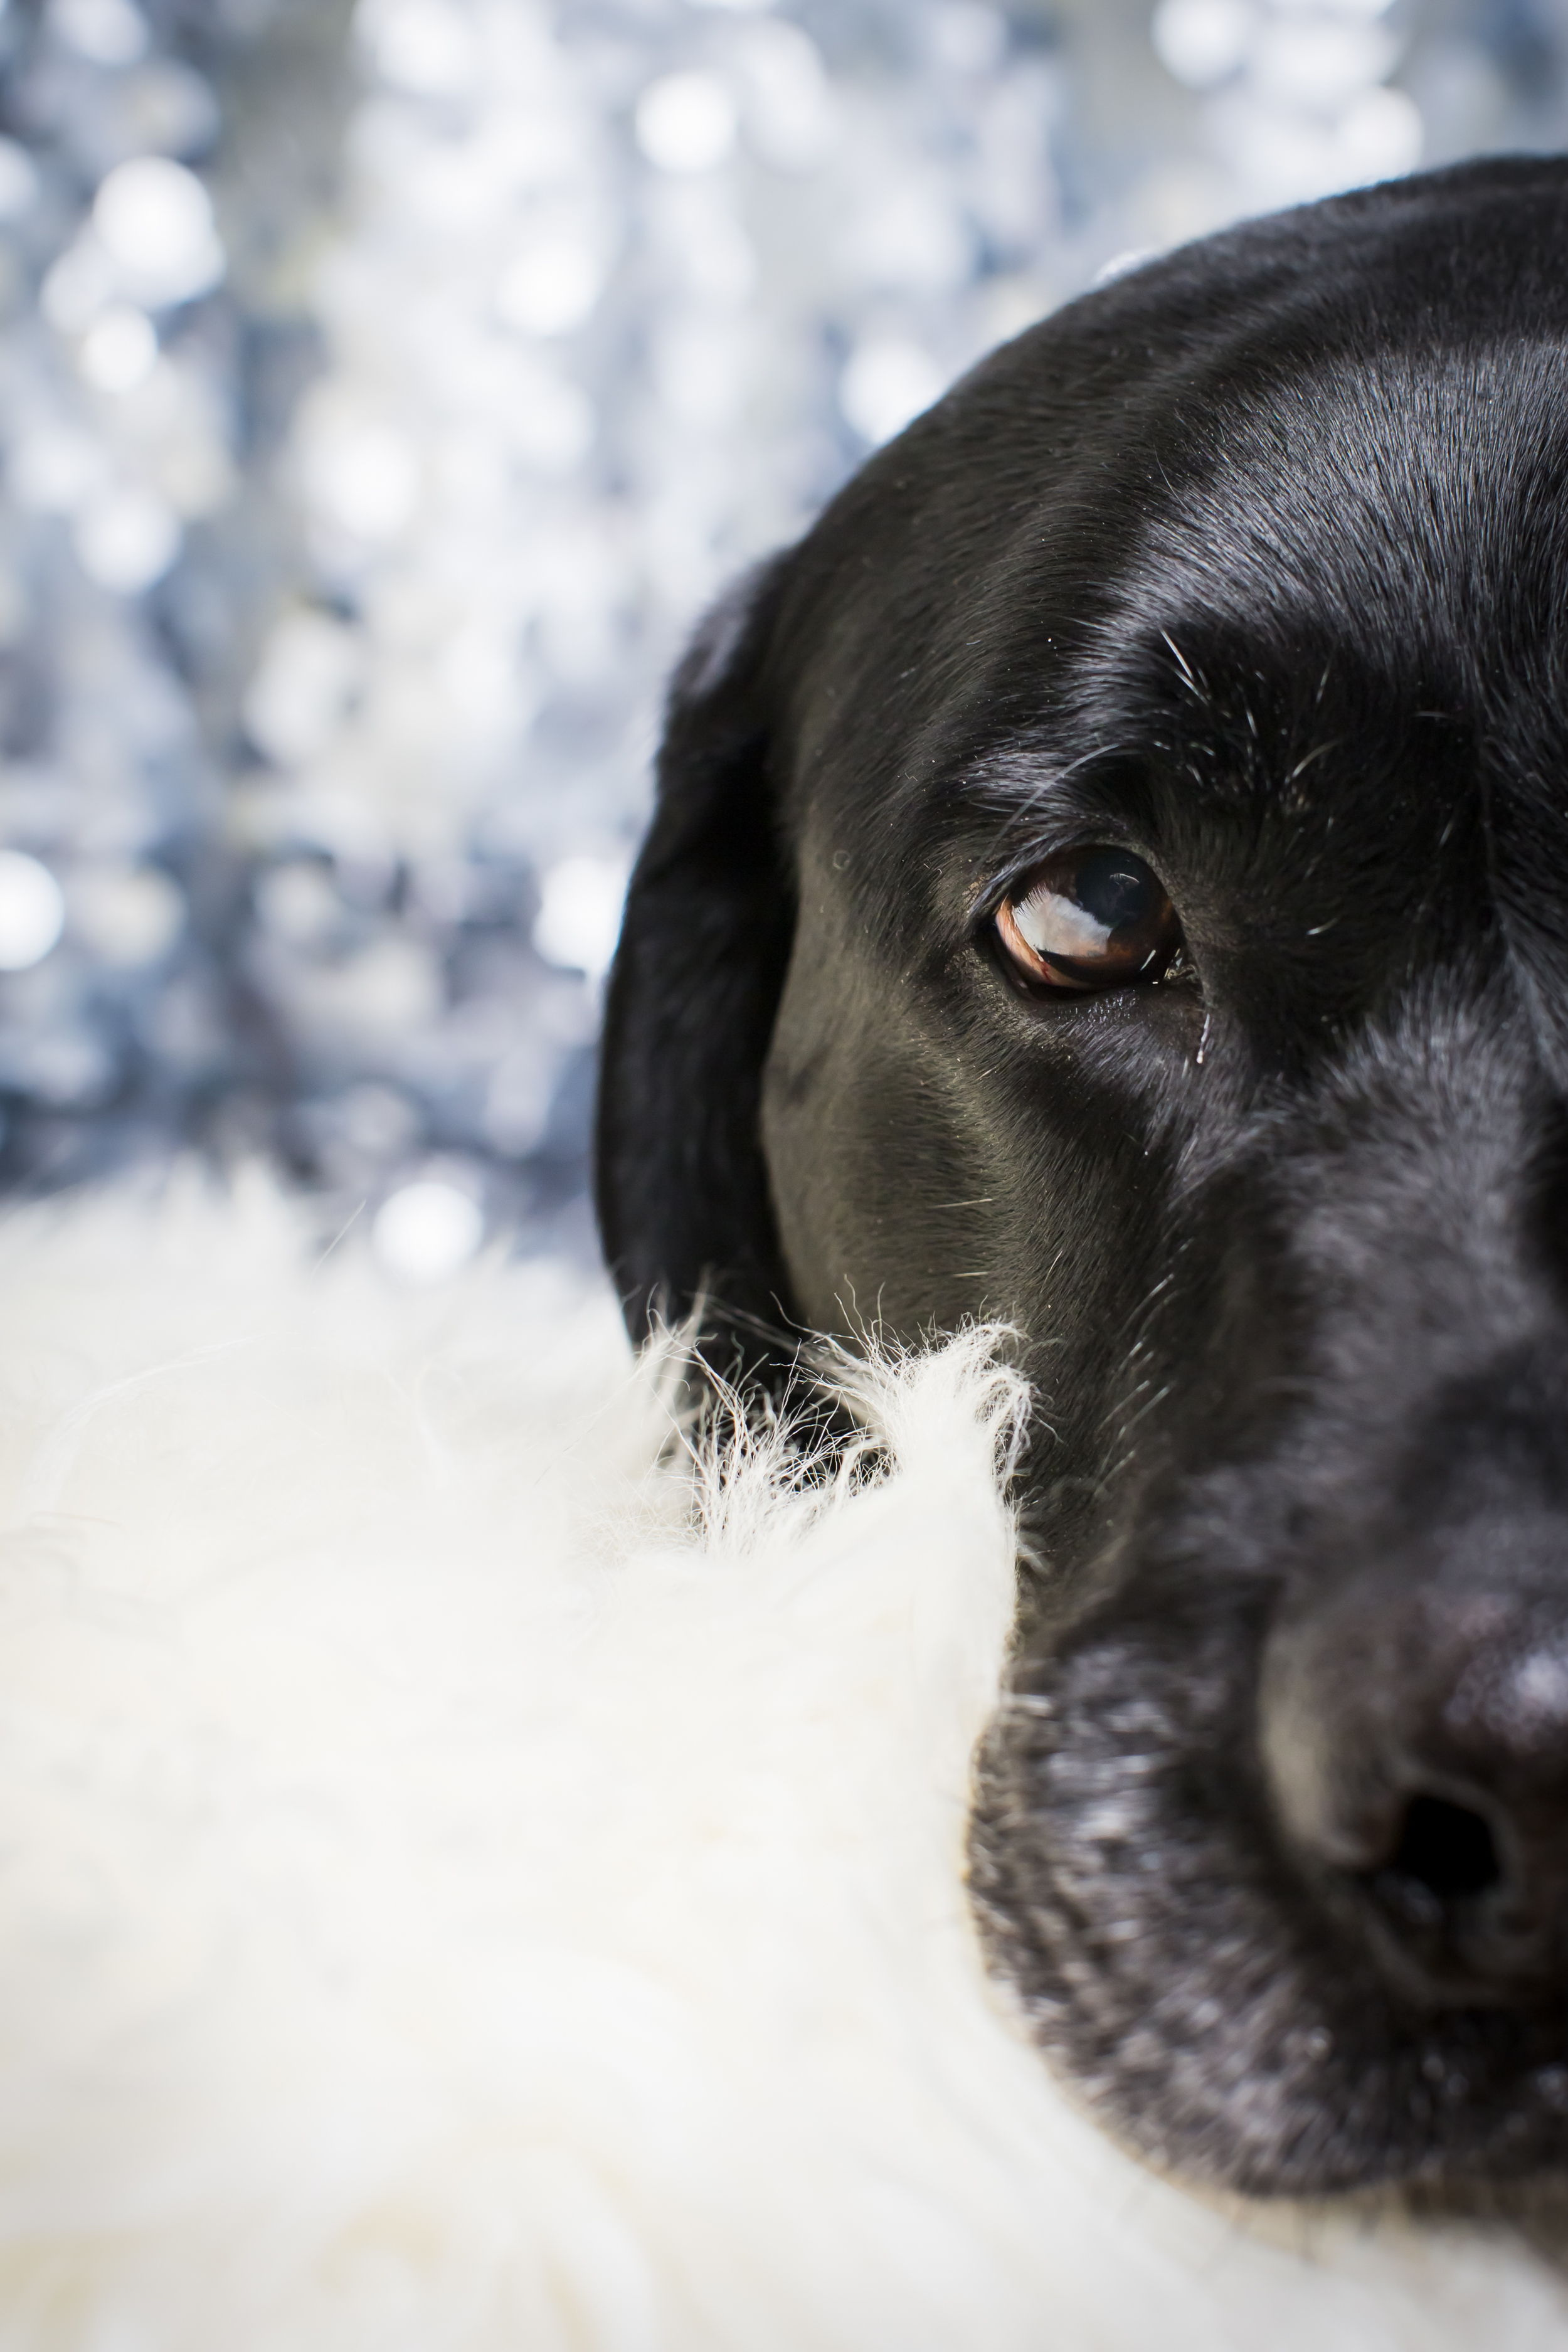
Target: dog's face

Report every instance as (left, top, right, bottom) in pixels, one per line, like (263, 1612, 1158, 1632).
(598, 159, 1568, 2197)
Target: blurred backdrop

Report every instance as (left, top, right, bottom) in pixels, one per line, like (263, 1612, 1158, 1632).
(0, 0, 1561, 1276)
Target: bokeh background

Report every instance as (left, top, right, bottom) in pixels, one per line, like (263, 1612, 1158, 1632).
(0, 0, 1562, 1278)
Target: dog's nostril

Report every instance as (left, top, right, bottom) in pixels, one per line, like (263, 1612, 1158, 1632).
(1262, 1585, 1568, 1999)
(1382, 1793, 1501, 1905)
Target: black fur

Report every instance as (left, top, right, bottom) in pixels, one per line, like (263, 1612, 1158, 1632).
(596, 157, 1568, 2196)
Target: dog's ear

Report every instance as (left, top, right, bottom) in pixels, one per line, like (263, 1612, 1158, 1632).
(595, 556, 798, 1357)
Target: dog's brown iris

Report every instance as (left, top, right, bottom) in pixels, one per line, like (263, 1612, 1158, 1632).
(996, 847, 1179, 993)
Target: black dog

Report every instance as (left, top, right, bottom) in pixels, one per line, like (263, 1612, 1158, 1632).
(597, 157, 1568, 2200)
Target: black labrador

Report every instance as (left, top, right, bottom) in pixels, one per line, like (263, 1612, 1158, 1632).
(596, 157, 1568, 2200)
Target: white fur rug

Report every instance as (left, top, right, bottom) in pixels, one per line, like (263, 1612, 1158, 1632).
(0, 1178, 1563, 2349)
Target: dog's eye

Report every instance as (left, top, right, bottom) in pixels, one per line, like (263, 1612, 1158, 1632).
(995, 847, 1180, 993)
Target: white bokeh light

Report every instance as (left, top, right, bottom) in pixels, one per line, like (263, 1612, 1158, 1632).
(635, 73, 738, 174)
(50, 0, 149, 66)
(0, 854, 65, 973)
(92, 156, 225, 309)
(532, 854, 629, 981)
(360, 0, 478, 96)
(373, 1179, 484, 1281)
(77, 305, 157, 393)
(1339, 85, 1422, 179)
(1152, 0, 1253, 91)
(299, 408, 421, 543)
(839, 337, 946, 445)
(495, 241, 605, 337)
(73, 486, 181, 593)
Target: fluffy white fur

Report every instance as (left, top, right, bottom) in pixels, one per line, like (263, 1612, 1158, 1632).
(0, 1176, 1562, 2349)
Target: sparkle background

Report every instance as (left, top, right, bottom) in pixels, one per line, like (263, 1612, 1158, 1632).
(0, 0, 1560, 1278)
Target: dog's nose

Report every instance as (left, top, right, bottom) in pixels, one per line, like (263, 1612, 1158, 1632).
(1260, 1552, 1568, 2005)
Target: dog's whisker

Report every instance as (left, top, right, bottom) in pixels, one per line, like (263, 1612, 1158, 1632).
(1113, 1382, 1175, 1444)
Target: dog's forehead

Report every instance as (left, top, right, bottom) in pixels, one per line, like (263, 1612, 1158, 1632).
(796, 351, 1568, 797)
(775, 171, 1568, 1006)
(1008, 340, 1568, 863)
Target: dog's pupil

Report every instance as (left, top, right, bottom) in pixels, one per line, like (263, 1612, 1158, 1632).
(1071, 849, 1155, 938)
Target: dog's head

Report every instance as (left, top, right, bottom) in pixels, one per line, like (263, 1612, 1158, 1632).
(596, 157, 1568, 2197)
